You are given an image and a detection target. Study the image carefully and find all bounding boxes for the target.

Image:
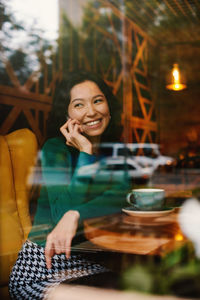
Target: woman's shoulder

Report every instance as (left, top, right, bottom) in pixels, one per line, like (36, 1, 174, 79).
(42, 137, 78, 156)
(40, 137, 75, 165)
(42, 137, 66, 151)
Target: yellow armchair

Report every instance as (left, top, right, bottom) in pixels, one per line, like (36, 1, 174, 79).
(0, 129, 38, 298)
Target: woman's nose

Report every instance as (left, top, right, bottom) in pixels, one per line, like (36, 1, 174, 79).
(86, 104, 96, 116)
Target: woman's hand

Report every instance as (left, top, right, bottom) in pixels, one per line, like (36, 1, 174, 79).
(45, 210, 80, 269)
(60, 119, 92, 154)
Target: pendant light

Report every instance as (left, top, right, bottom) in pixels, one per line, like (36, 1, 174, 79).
(166, 63, 187, 91)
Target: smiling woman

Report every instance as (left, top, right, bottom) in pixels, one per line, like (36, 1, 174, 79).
(47, 71, 122, 142)
(61, 80, 111, 153)
(8, 70, 130, 299)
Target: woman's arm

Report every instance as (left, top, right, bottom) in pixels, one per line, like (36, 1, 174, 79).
(44, 179, 130, 268)
(41, 138, 98, 224)
(75, 181, 130, 222)
(42, 138, 130, 267)
(45, 210, 80, 269)
(42, 138, 131, 223)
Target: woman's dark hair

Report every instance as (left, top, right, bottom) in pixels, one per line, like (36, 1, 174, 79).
(46, 70, 122, 142)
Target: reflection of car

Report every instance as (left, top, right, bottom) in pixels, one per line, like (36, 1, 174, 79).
(28, 155, 154, 187)
(100, 143, 175, 171)
(77, 157, 154, 184)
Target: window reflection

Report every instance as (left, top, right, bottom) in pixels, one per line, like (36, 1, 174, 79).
(1, 0, 200, 299)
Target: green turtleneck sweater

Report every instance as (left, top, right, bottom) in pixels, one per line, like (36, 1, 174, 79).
(28, 137, 131, 247)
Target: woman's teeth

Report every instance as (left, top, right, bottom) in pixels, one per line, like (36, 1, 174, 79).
(86, 120, 101, 126)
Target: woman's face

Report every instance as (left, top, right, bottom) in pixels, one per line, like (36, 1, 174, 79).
(68, 80, 110, 137)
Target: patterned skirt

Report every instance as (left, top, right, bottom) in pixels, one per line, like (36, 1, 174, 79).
(9, 240, 108, 300)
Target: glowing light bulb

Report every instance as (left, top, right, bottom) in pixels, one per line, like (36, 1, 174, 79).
(166, 63, 187, 91)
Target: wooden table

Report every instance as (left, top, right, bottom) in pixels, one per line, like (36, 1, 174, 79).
(83, 208, 186, 257)
(69, 209, 197, 299)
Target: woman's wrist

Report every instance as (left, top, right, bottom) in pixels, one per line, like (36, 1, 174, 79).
(80, 145, 93, 155)
(65, 210, 80, 221)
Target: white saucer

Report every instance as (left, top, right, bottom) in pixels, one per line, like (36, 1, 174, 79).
(122, 207, 175, 218)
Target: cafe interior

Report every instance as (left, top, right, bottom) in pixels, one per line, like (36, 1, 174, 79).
(1, 0, 200, 299)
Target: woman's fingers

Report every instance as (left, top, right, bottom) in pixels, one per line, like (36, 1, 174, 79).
(44, 211, 80, 269)
(60, 120, 70, 139)
(54, 240, 65, 255)
(60, 119, 81, 144)
(65, 237, 73, 259)
(45, 239, 71, 269)
(73, 123, 82, 137)
(60, 120, 73, 144)
(45, 240, 55, 270)
(67, 119, 80, 133)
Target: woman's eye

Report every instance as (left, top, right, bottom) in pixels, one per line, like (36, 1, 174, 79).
(94, 98, 103, 104)
(74, 103, 83, 108)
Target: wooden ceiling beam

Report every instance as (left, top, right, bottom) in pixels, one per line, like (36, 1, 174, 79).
(125, 2, 149, 31)
(134, 0, 155, 21)
(100, 0, 156, 44)
(184, 0, 197, 16)
(173, 0, 188, 17)
(154, 0, 175, 18)
(162, 0, 178, 16)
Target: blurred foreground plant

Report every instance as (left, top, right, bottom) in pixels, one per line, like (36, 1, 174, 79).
(121, 242, 200, 298)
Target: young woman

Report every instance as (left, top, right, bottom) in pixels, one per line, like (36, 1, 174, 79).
(9, 71, 131, 299)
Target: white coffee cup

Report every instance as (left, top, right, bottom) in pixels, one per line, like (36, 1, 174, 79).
(126, 188, 165, 211)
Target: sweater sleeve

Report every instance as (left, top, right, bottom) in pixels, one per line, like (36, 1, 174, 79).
(75, 181, 130, 224)
(41, 138, 98, 224)
(41, 138, 131, 226)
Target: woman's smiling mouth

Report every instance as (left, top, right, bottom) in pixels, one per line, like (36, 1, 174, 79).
(84, 119, 102, 127)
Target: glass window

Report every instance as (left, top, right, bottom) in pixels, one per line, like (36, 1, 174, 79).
(1, 1, 200, 299)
